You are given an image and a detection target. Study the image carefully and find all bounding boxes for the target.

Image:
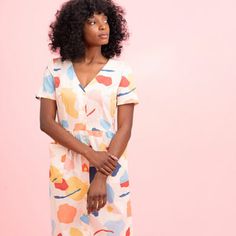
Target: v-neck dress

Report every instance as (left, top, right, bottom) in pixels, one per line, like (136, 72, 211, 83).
(35, 57, 139, 236)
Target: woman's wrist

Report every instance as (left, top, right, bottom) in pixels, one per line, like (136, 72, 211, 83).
(82, 146, 95, 161)
(96, 170, 108, 180)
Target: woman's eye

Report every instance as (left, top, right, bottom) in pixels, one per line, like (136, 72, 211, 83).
(87, 19, 95, 25)
(87, 18, 107, 25)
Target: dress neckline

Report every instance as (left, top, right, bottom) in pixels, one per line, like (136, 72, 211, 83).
(69, 58, 111, 90)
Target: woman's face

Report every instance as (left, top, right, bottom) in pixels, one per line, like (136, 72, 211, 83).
(83, 11, 110, 46)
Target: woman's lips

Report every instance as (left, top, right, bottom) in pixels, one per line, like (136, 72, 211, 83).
(98, 33, 109, 39)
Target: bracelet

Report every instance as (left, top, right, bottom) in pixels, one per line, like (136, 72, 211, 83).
(108, 152, 119, 161)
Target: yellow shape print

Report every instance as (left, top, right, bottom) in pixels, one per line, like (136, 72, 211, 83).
(70, 227, 83, 236)
(99, 143, 108, 151)
(66, 176, 88, 201)
(110, 91, 116, 117)
(61, 88, 79, 118)
(49, 165, 63, 183)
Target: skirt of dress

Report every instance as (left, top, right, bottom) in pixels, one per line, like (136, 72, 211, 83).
(48, 142, 133, 236)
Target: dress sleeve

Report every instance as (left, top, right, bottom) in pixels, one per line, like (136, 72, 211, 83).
(35, 62, 56, 101)
(116, 63, 140, 106)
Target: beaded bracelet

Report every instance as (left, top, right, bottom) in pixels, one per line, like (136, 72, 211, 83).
(108, 153, 119, 161)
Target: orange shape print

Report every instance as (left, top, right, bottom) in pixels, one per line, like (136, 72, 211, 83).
(57, 203, 77, 223)
(127, 200, 132, 217)
(54, 77, 60, 88)
(61, 154, 66, 162)
(82, 163, 89, 172)
(87, 129, 103, 137)
(107, 205, 113, 212)
(96, 75, 112, 86)
(74, 123, 86, 131)
(119, 76, 130, 87)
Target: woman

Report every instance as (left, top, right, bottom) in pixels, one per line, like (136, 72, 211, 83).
(35, 0, 139, 235)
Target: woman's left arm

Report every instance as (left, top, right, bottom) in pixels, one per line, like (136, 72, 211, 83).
(96, 103, 135, 179)
(86, 103, 135, 213)
(108, 103, 135, 158)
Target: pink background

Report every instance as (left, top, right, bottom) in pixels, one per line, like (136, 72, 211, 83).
(1, 0, 236, 235)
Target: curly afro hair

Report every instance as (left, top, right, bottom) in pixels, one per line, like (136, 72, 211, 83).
(48, 0, 130, 62)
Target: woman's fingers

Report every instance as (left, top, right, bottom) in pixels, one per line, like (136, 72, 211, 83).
(91, 196, 98, 212)
(87, 195, 107, 214)
(97, 195, 107, 210)
(100, 158, 117, 175)
(99, 167, 110, 176)
(87, 195, 93, 214)
(102, 194, 107, 208)
(87, 194, 98, 214)
(108, 157, 117, 168)
(97, 196, 104, 210)
(106, 159, 117, 171)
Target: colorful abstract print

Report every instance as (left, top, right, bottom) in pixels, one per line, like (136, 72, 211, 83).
(35, 57, 139, 236)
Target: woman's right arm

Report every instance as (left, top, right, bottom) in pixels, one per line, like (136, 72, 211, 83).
(39, 98, 116, 175)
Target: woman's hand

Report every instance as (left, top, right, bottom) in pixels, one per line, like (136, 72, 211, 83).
(87, 171, 108, 214)
(86, 150, 117, 176)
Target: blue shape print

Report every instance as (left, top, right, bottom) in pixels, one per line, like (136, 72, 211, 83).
(43, 73, 55, 94)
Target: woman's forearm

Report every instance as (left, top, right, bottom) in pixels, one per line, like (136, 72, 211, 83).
(40, 120, 94, 161)
(107, 126, 131, 159)
(96, 126, 132, 180)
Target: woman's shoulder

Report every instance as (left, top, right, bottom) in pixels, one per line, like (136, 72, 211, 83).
(45, 56, 68, 74)
(52, 56, 67, 67)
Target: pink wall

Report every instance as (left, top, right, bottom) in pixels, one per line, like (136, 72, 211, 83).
(1, 0, 236, 235)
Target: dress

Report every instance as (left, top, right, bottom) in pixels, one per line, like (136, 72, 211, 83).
(35, 57, 139, 236)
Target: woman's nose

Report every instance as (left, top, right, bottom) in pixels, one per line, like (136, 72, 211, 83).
(99, 23, 106, 30)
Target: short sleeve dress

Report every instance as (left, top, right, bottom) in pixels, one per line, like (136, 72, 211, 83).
(35, 57, 139, 236)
